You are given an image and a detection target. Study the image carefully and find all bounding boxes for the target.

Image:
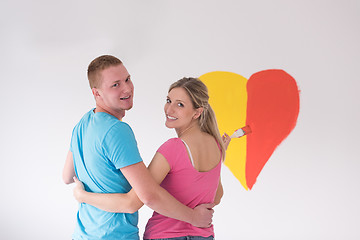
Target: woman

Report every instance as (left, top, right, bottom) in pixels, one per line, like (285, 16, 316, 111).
(73, 77, 231, 240)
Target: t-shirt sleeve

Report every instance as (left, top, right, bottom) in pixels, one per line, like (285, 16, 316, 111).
(157, 138, 182, 170)
(103, 122, 143, 169)
(69, 124, 77, 153)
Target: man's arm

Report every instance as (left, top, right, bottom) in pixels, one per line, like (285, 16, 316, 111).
(63, 150, 75, 184)
(72, 151, 172, 214)
(71, 152, 167, 214)
(121, 153, 214, 228)
(72, 152, 214, 227)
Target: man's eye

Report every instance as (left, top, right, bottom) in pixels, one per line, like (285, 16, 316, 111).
(113, 83, 119, 87)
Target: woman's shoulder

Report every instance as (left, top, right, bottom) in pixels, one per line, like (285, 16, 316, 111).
(159, 138, 185, 151)
(184, 132, 217, 146)
(161, 137, 183, 148)
(157, 138, 185, 161)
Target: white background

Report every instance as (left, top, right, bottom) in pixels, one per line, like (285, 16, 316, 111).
(1, 0, 359, 239)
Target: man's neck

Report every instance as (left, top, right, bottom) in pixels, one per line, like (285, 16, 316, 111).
(94, 105, 125, 121)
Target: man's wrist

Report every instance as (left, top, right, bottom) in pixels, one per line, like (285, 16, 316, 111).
(188, 208, 196, 225)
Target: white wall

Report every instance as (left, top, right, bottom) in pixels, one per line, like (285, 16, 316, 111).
(1, 0, 359, 239)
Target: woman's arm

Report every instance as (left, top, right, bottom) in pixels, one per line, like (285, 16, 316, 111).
(147, 152, 171, 184)
(73, 152, 214, 227)
(214, 179, 223, 205)
(222, 133, 231, 150)
(63, 151, 75, 184)
(71, 151, 171, 214)
(73, 178, 143, 214)
(71, 151, 170, 214)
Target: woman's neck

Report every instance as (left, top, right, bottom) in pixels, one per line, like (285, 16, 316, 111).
(176, 122, 201, 138)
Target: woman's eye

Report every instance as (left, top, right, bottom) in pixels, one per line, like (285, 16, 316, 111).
(166, 99, 171, 103)
(178, 103, 184, 107)
(113, 83, 119, 87)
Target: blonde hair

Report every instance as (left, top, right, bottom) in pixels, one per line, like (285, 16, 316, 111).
(87, 55, 122, 89)
(169, 77, 225, 159)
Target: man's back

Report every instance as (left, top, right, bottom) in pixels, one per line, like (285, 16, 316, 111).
(70, 109, 142, 240)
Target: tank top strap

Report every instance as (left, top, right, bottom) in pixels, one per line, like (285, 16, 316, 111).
(181, 139, 195, 167)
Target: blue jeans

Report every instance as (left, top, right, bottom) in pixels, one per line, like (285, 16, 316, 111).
(144, 236, 214, 240)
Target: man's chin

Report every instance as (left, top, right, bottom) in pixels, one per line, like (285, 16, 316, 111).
(124, 105, 133, 111)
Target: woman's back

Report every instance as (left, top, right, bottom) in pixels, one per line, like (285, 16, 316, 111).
(143, 136, 221, 239)
(181, 132, 222, 172)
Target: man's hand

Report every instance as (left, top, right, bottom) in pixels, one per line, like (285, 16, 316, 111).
(191, 203, 215, 228)
(73, 176, 85, 203)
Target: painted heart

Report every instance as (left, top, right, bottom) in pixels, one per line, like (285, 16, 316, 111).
(200, 70, 300, 190)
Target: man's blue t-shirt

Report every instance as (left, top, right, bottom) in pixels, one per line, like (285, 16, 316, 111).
(70, 109, 143, 240)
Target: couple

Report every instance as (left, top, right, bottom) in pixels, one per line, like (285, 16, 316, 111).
(63, 55, 231, 240)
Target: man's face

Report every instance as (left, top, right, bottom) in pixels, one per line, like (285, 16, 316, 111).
(96, 64, 134, 116)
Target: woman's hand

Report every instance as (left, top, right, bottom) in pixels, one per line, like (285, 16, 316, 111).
(73, 176, 85, 203)
(222, 133, 231, 150)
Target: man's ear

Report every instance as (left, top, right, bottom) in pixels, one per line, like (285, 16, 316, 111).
(193, 107, 204, 119)
(92, 88, 100, 98)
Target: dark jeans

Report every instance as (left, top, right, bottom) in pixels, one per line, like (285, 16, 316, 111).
(144, 236, 214, 240)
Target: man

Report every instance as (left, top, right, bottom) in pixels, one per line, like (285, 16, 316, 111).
(62, 55, 214, 240)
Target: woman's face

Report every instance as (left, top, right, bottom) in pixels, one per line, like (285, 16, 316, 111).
(164, 87, 199, 132)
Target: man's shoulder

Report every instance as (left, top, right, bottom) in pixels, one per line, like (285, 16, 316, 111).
(109, 120, 133, 132)
(73, 110, 135, 140)
(92, 112, 131, 131)
(102, 120, 136, 143)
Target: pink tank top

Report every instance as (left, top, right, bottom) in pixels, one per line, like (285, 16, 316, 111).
(143, 138, 222, 239)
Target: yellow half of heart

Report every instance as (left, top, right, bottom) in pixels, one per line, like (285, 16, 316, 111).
(199, 71, 249, 190)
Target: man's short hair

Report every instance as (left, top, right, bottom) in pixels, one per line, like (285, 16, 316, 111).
(87, 55, 122, 89)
